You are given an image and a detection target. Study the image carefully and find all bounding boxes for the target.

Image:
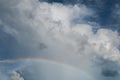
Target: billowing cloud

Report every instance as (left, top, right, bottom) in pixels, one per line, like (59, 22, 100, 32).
(0, 0, 120, 80)
(0, 0, 120, 61)
(0, 0, 94, 58)
(9, 71, 24, 80)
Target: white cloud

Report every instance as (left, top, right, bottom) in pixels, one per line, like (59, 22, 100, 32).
(10, 71, 24, 80)
(0, 0, 120, 68)
(0, 0, 120, 79)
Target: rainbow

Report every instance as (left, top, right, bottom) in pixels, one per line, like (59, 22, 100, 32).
(0, 57, 95, 80)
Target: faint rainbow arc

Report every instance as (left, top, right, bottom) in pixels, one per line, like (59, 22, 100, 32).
(0, 57, 94, 79)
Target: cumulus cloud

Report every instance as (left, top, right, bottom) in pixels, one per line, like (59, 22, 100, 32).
(0, 0, 119, 61)
(0, 0, 94, 58)
(10, 71, 24, 80)
(0, 0, 120, 80)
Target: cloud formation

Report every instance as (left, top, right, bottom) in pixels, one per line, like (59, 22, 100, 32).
(10, 71, 24, 80)
(0, 0, 120, 61)
(0, 0, 120, 80)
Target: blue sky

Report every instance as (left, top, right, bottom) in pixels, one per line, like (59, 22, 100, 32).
(1, 0, 120, 80)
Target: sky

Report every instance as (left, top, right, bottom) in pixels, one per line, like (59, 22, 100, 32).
(1, 0, 120, 80)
